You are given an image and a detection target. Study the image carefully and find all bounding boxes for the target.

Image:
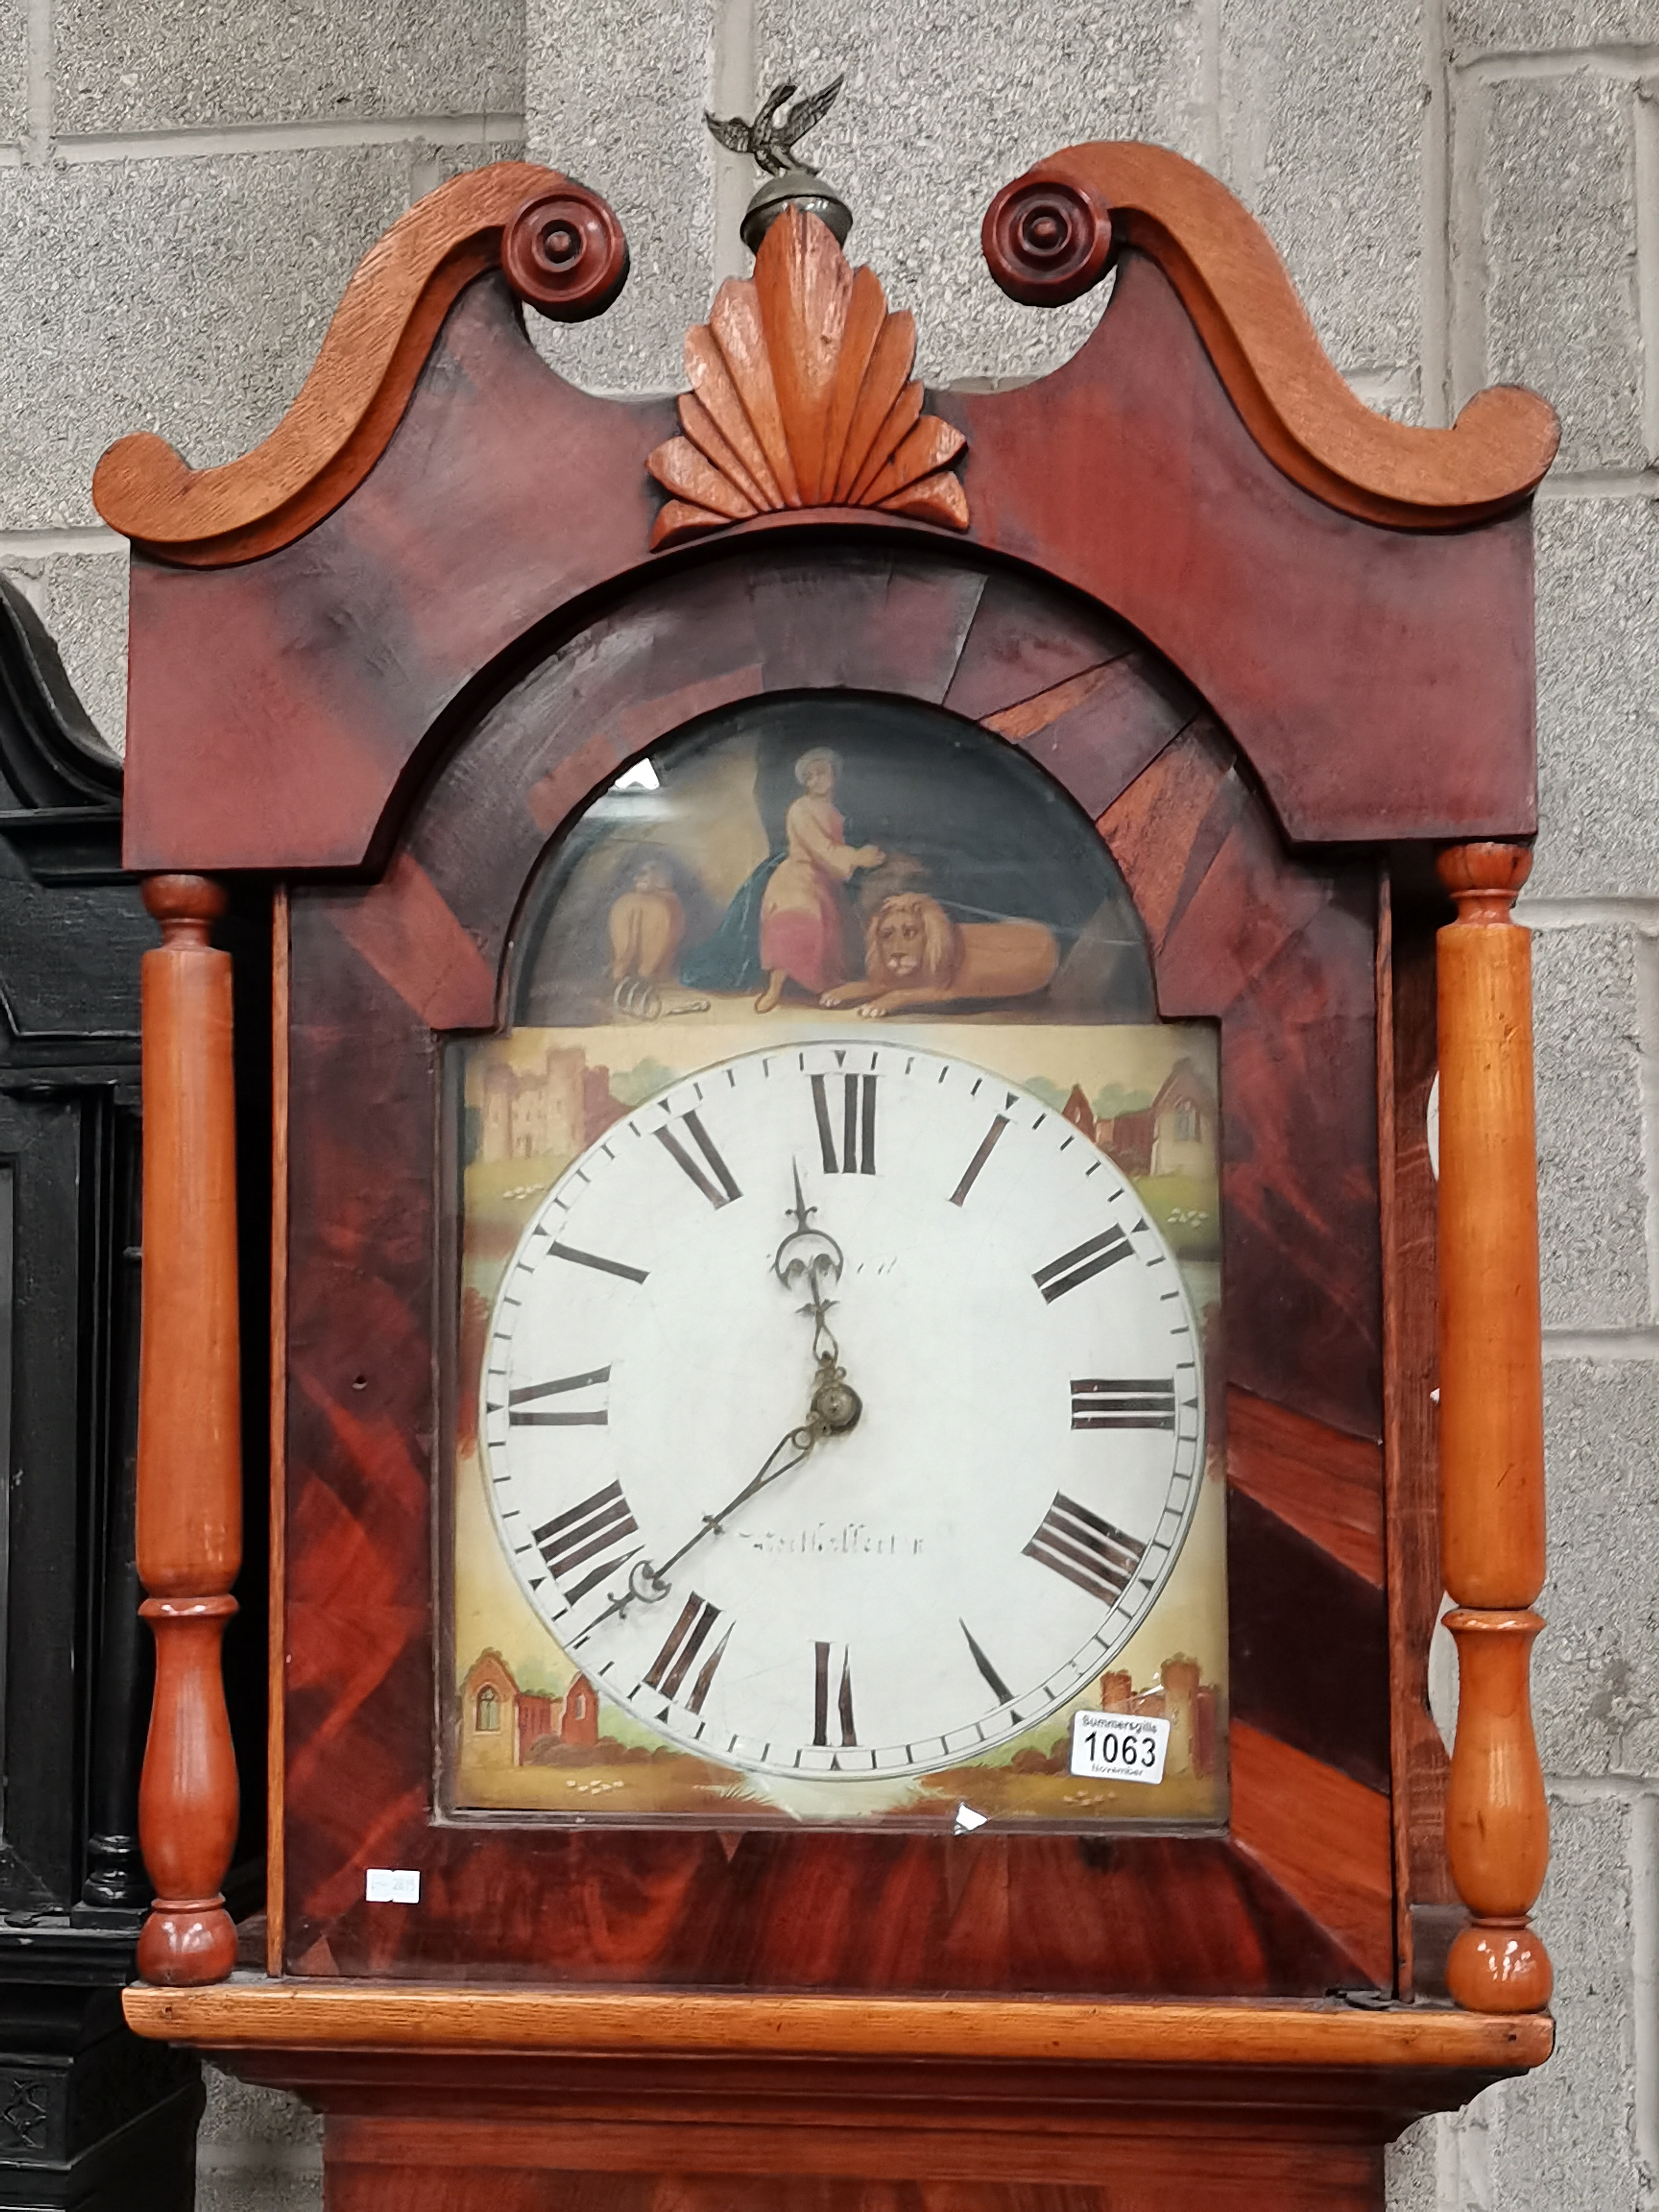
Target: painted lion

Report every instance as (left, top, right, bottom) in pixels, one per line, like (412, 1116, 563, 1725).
(820, 893, 1059, 1018)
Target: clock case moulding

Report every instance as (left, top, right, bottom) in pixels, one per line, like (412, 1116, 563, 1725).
(97, 144, 1558, 2210)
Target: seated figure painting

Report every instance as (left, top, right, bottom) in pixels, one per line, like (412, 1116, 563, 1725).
(517, 691, 1156, 1030)
(753, 747, 885, 1011)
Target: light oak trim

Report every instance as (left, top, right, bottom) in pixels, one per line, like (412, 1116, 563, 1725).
(123, 1980, 1553, 2069)
(1024, 143, 1559, 529)
(92, 163, 566, 566)
(1436, 844, 1545, 1607)
(134, 874, 242, 1986)
(1435, 843, 1551, 2015)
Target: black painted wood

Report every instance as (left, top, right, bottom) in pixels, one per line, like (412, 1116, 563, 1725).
(0, 579, 202, 2207)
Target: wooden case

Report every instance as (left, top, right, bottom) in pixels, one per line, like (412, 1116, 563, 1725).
(102, 145, 1556, 2207)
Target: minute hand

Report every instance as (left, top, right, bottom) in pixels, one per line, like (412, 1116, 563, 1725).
(580, 1419, 818, 1635)
(654, 1418, 820, 1582)
(584, 1341, 864, 1635)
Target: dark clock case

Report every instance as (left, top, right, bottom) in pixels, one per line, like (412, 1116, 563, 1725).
(0, 578, 203, 2210)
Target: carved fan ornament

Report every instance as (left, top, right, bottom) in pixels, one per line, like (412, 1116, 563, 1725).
(647, 205, 968, 550)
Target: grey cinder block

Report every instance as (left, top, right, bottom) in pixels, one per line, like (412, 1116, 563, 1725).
(0, 0, 26, 150)
(1448, 0, 1659, 55)
(1530, 498, 1659, 899)
(195, 2182, 324, 2212)
(196, 2066, 323, 2211)
(1383, 2114, 1441, 2210)
(1529, 925, 1648, 1331)
(1218, 0, 1423, 390)
(419, 136, 533, 192)
(1472, 72, 1644, 473)
(198, 2066, 323, 2156)
(1535, 1363, 1659, 1778)
(750, 0, 1204, 388)
(0, 149, 426, 529)
(1473, 1791, 1646, 2209)
(526, 0, 721, 396)
(53, 0, 524, 135)
(1397, 1791, 1647, 2208)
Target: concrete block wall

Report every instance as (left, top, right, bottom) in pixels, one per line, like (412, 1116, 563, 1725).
(5, 3, 1647, 2205)
(0, 0, 524, 745)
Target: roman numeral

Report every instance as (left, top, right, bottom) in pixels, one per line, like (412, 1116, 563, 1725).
(949, 1114, 1009, 1205)
(1033, 1226, 1132, 1302)
(506, 1366, 610, 1426)
(548, 1241, 648, 1284)
(1070, 1377, 1176, 1431)
(961, 1619, 1019, 1717)
(645, 1592, 729, 1713)
(811, 1073, 877, 1174)
(813, 1640, 857, 1746)
(532, 1480, 640, 1603)
(1023, 1493, 1146, 1608)
(655, 1109, 742, 1207)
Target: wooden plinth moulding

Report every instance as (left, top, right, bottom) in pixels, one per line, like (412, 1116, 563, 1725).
(135, 873, 242, 1987)
(1436, 841, 1551, 2014)
(122, 1981, 1555, 2070)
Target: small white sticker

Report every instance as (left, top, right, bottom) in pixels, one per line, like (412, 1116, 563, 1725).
(952, 1803, 988, 1834)
(1070, 1710, 1170, 1785)
(365, 1867, 421, 1903)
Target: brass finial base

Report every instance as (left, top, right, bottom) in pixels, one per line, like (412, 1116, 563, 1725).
(741, 169, 853, 253)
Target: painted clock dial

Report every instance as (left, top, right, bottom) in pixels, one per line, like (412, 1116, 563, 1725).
(480, 1040, 1206, 1779)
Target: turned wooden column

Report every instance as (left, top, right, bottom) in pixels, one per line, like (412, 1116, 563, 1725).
(1436, 842, 1551, 2014)
(134, 875, 241, 1986)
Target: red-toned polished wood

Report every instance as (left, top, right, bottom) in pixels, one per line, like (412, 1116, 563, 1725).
(1379, 888, 1459, 1995)
(500, 181, 629, 322)
(256, 559, 1392, 1994)
(982, 174, 1113, 305)
(94, 125, 1558, 2168)
(134, 872, 241, 1985)
(102, 177, 1550, 869)
(1435, 842, 1551, 2014)
(1226, 1388, 1384, 1587)
(92, 164, 617, 565)
(121, 1985, 1550, 2212)
(268, 887, 291, 1981)
(984, 143, 1558, 529)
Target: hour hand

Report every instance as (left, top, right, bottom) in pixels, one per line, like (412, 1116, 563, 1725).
(773, 1162, 843, 1299)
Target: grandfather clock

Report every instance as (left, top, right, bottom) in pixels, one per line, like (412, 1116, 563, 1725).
(101, 135, 1555, 2209)
(0, 578, 201, 2210)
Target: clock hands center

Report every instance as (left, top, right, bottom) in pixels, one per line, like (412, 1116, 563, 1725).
(773, 1158, 863, 1438)
(585, 1165, 863, 1632)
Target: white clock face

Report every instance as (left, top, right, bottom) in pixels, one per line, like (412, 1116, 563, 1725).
(480, 1041, 1205, 1780)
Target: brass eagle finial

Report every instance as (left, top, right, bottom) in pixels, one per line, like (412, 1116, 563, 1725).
(704, 76, 844, 177)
